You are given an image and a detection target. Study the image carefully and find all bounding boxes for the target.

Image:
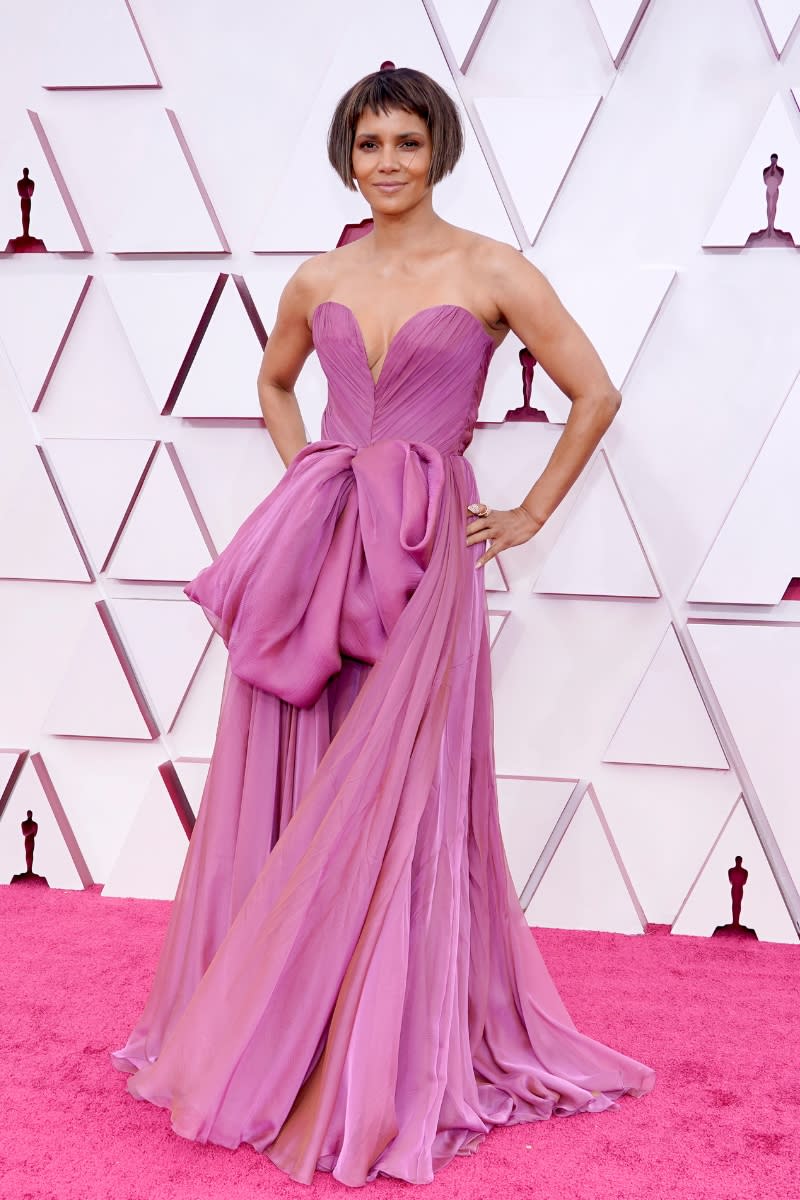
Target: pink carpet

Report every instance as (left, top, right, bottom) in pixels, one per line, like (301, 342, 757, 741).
(3, 882, 796, 1199)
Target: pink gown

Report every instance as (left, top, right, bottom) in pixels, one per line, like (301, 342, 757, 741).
(110, 300, 655, 1186)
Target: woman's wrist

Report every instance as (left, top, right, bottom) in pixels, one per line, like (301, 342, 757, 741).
(518, 502, 547, 532)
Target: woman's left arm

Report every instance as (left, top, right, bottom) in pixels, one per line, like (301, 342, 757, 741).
(467, 243, 622, 568)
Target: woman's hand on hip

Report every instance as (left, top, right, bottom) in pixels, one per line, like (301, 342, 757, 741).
(465, 504, 544, 569)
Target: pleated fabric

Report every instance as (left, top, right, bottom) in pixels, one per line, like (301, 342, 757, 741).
(110, 302, 655, 1186)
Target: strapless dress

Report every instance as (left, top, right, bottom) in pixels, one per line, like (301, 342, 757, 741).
(110, 299, 655, 1187)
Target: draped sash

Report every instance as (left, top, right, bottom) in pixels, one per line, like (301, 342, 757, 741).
(185, 439, 448, 708)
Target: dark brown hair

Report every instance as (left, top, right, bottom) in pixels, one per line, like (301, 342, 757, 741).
(327, 66, 464, 191)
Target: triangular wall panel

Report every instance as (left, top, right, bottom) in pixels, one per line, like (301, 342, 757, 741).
(106, 443, 214, 582)
(171, 426, 285, 550)
(27, 276, 157, 431)
(0, 755, 90, 889)
(168, 636, 228, 758)
(672, 797, 797, 943)
(525, 789, 645, 933)
(533, 452, 660, 598)
(108, 109, 229, 252)
(44, 603, 156, 739)
(0, 110, 91, 253)
(688, 373, 800, 604)
(704, 94, 800, 247)
(0, 275, 91, 410)
(598, 766, 741, 924)
(40, 739, 166, 883)
(588, 0, 652, 66)
(496, 776, 575, 896)
(0, 449, 92, 582)
(689, 620, 800, 903)
(102, 770, 189, 900)
(105, 272, 222, 412)
(170, 277, 265, 418)
(111, 598, 213, 731)
(604, 624, 729, 768)
(41, 0, 160, 88)
(754, 0, 800, 56)
(432, 0, 497, 70)
(474, 95, 602, 244)
(41, 438, 156, 571)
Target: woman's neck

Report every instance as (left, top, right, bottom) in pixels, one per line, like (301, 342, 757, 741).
(366, 202, 449, 261)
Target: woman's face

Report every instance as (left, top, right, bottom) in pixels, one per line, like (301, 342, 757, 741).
(351, 105, 432, 211)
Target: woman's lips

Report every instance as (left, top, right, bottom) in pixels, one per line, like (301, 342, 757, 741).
(374, 182, 406, 192)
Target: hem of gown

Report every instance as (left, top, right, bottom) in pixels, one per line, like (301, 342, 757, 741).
(114, 1059, 651, 1188)
(109, 1049, 146, 1075)
(263, 1087, 644, 1187)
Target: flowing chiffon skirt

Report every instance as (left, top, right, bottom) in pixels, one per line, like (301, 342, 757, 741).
(110, 440, 655, 1186)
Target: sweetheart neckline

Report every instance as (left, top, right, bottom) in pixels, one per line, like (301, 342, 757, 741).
(311, 299, 497, 390)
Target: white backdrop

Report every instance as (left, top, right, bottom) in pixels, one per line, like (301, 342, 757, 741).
(1, 0, 799, 943)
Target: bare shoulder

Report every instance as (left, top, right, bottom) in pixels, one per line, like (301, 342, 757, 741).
(453, 233, 619, 404)
(464, 235, 569, 333)
(277, 255, 327, 324)
(467, 233, 549, 296)
(280, 242, 367, 325)
(447, 227, 549, 326)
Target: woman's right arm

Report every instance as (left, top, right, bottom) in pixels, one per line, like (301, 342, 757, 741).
(256, 261, 319, 468)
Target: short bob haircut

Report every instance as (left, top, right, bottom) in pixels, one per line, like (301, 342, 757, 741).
(327, 66, 464, 191)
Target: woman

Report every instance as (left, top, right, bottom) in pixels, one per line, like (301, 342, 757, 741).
(111, 66, 655, 1187)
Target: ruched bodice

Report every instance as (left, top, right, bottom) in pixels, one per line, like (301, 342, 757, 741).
(314, 301, 498, 456)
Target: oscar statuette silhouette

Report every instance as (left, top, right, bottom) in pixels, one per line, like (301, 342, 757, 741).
(6, 167, 47, 253)
(504, 347, 549, 423)
(10, 808, 49, 885)
(712, 855, 756, 939)
(745, 153, 795, 247)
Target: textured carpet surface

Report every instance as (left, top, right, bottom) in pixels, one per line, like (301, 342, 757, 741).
(2, 883, 797, 1199)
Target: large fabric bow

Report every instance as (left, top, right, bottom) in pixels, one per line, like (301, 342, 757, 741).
(185, 439, 446, 708)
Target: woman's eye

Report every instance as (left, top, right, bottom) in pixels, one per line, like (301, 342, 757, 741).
(357, 140, 421, 150)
